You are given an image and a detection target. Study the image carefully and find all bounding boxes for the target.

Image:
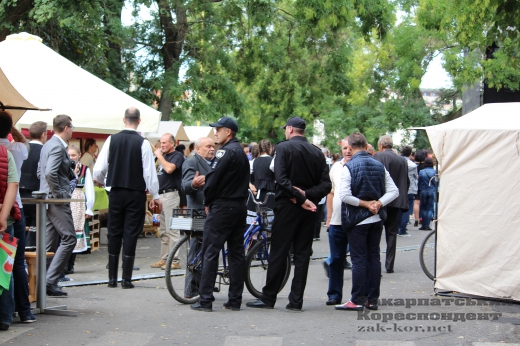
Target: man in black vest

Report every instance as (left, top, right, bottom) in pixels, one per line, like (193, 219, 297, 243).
(374, 135, 409, 274)
(20, 121, 47, 229)
(93, 107, 162, 289)
(246, 116, 331, 311)
(190, 117, 249, 312)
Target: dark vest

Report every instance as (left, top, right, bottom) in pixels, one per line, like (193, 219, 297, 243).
(341, 151, 386, 230)
(20, 142, 43, 192)
(106, 130, 146, 191)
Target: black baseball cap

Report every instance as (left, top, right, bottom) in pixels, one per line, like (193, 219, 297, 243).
(281, 116, 306, 129)
(209, 116, 239, 132)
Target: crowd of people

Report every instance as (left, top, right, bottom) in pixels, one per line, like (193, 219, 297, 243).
(0, 108, 439, 330)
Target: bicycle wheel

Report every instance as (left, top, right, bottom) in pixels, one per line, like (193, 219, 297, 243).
(245, 238, 291, 298)
(419, 229, 436, 281)
(165, 233, 202, 304)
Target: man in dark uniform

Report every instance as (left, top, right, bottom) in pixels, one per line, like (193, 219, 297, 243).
(246, 116, 331, 311)
(190, 117, 249, 312)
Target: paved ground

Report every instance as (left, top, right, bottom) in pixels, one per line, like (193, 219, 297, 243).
(1, 223, 519, 346)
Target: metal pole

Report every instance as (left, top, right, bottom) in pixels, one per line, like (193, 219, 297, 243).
(36, 202, 47, 311)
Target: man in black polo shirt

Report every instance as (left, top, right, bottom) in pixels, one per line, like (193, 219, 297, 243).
(150, 133, 185, 270)
(190, 117, 249, 312)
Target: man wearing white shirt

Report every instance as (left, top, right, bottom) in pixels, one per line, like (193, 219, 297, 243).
(324, 137, 352, 306)
(336, 132, 398, 311)
(93, 107, 162, 289)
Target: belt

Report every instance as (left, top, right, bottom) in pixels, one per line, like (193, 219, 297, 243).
(159, 188, 178, 195)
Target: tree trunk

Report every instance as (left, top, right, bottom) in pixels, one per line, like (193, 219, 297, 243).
(157, 0, 189, 121)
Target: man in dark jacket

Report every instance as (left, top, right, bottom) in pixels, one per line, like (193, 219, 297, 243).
(374, 135, 409, 273)
(190, 118, 249, 312)
(246, 116, 331, 311)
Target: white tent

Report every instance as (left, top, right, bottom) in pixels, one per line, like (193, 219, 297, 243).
(425, 102, 520, 301)
(146, 121, 189, 143)
(0, 32, 160, 134)
(183, 126, 216, 142)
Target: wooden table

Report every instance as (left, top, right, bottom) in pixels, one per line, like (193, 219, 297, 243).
(22, 198, 83, 316)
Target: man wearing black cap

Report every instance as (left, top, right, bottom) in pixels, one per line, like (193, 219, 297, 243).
(246, 116, 331, 311)
(190, 117, 250, 312)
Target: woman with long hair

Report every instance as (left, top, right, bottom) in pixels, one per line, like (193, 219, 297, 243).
(80, 138, 98, 174)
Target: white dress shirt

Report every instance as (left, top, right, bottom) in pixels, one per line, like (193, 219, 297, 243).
(339, 165, 399, 225)
(0, 138, 29, 207)
(93, 129, 160, 199)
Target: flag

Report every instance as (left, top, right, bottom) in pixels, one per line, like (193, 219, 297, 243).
(0, 232, 18, 293)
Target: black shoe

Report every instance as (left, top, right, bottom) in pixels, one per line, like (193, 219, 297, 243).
(322, 261, 330, 278)
(20, 312, 37, 323)
(222, 302, 240, 311)
(386, 269, 394, 274)
(108, 254, 118, 288)
(418, 227, 430, 231)
(121, 255, 135, 289)
(190, 302, 212, 312)
(313, 237, 320, 241)
(286, 303, 302, 311)
(365, 302, 378, 310)
(246, 299, 274, 309)
(65, 268, 74, 275)
(344, 261, 352, 270)
(414, 220, 419, 227)
(46, 283, 67, 296)
(326, 299, 339, 306)
(0, 323, 9, 331)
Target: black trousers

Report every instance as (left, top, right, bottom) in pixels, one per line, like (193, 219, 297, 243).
(199, 199, 246, 308)
(383, 206, 399, 271)
(261, 201, 316, 308)
(107, 188, 146, 256)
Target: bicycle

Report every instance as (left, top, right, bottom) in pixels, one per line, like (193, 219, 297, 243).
(164, 190, 291, 304)
(419, 173, 439, 281)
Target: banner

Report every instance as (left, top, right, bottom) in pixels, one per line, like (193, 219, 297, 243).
(0, 232, 18, 294)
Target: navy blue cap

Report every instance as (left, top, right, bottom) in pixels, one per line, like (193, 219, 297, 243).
(282, 116, 306, 129)
(209, 117, 239, 132)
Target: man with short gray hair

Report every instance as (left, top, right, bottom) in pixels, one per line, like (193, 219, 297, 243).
(374, 135, 409, 274)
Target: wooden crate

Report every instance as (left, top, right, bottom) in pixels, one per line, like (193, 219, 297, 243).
(89, 211, 101, 252)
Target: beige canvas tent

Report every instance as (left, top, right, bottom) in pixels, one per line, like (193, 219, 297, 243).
(146, 121, 189, 143)
(183, 126, 216, 142)
(425, 102, 520, 301)
(0, 32, 160, 134)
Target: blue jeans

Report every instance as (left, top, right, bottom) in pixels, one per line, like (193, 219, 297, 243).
(348, 221, 383, 305)
(398, 194, 415, 234)
(420, 191, 436, 227)
(0, 225, 15, 325)
(327, 225, 349, 302)
(13, 208, 31, 317)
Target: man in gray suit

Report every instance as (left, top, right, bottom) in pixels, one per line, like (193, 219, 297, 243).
(181, 137, 215, 297)
(39, 115, 76, 296)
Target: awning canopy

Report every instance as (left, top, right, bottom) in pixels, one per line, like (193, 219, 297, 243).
(183, 126, 216, 142)
(0, 32, 161, 134)
(0, 67, 48, 113)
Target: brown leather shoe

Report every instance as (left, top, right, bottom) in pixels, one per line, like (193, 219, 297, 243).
(161, 262, 181, 270)
(150, 260, 166, 268)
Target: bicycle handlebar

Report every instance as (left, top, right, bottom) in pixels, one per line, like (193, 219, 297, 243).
(248, 189, 274, 205)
